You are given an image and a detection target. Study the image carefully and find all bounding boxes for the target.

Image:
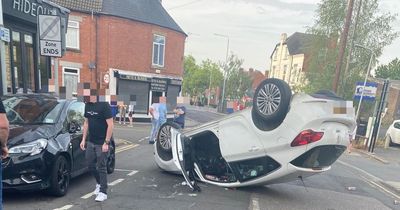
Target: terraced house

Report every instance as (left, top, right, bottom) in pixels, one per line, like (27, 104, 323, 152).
(49, 0, 186, 117)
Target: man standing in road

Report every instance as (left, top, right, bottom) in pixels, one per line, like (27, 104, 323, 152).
(173, 105, 186, 129)
(80, 94, 114, 202)
(0, 100, 9, 208)
(149, 97, 160, 144)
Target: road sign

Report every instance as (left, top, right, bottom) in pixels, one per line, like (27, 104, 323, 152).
(38, 15, 62, 57)
(0, 27, 10, 42)
(39, 15, 61, 41)
(354, 81, 377, 101)
(40, 40, 62, 57)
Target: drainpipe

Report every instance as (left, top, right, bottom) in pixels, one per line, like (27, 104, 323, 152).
(0, 0, 7, 95)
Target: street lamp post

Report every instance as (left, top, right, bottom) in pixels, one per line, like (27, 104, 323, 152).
(214, 33, 229, 112)
(354, 44, 375, 122)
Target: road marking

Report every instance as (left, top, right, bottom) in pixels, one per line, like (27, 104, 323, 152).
(54, 205, 73, 210)
(248, 194, 260, 210)
(127, 170, 138, 176)
(339, 160, 400, 200)
(81, 192, 94, 199)
(81, 178, 126, 199)
(109, 178, 124, 186)
(139, 136, 149, 142)
(116, 144, 139, 153)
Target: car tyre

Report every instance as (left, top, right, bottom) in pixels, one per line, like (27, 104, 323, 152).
(48, 155, 70, 197)
(107, 142, 116, 174)
(156, 122, 181, 161)
(386, 135, 395, 147)
(252, 78, 291, 123)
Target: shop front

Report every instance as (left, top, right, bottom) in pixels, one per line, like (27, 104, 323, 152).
(113, 70, 182, 118)
(1, 0, 68, 94)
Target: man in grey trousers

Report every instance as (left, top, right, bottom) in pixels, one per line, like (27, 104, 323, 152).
(80, 95, 114, 202)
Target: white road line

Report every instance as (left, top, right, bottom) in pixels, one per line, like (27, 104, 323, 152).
(249, 194, 260, 210)
(139, 136, 149, 142)
(54, 204, 74, 210)
(109, 178, 124, 186)
(81, 192, 94, 199)
(338, 160, 400, 200)
(127, 170, 138, 176)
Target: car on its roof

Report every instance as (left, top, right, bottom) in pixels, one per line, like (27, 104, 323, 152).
(153, 78, 356, 191)
(1, 94, 116, 196)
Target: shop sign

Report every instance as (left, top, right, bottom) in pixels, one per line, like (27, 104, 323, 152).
(151, 78, 168, 92)
(354, 81, 377, 101)
(119, 74, 151, 82)
(169, 79, 182, 86)
(4, 0, 57, 24)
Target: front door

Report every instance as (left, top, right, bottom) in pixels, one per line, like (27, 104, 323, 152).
(10, 29, 37, 93)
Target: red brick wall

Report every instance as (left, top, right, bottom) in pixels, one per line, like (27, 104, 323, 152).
(57, 12, 186, 86)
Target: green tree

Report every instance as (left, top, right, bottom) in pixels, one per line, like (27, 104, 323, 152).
(303, 0, 398, 99)
(182, 55, 201, 96)
(182, 56, 223, 103)
(223, 54, 252, 100)
(375, 58, 400, 80)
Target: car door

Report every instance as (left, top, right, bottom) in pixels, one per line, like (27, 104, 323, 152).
(66, 101, 86, 171)
(218, 115, 265, 162)
(170, 127, 195, 190)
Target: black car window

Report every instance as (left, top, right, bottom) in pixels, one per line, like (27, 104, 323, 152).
(1, 96, 65, 124)
(229, 156, 281, 182)
(67, 102, 85, 126)
(394, 122, 400, 129)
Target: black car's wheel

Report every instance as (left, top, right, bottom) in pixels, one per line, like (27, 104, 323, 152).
(107, 142, 116, 174)
(252, 78, 291, 123)
(156, 122, 181, 161)
(48, 155, 70, 196)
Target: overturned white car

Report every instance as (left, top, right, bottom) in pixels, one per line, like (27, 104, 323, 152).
(154, 79, 356, 191)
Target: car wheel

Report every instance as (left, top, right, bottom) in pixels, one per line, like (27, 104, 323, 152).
(107, 142, 116, 174)
(252, 78, 292, 123)
(48, 155, 70, 197)
(386, 135, 395, 146)
(156, 122, 181, 161)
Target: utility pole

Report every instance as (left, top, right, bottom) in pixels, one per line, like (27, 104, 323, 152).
(341, 0, 363, 96)
(333, 0, 355, 93)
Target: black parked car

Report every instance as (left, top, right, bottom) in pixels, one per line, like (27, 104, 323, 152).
(1, 94, 116, 196)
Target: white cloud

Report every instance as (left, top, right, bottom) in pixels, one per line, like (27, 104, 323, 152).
(164, 0, 400, 69)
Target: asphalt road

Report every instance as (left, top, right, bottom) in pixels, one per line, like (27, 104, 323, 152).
(3, 116, 400, 209)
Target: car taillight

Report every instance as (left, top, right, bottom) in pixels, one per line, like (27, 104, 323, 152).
(291, 130, 324, 147)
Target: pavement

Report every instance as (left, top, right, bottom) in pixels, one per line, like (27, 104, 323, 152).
(346, 146, 400, 196)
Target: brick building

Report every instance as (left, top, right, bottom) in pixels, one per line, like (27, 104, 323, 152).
(50, 0, 186, 116)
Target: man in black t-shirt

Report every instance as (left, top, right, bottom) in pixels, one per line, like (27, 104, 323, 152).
(0, 100, 9, 208)
(80, 99, 114, 202)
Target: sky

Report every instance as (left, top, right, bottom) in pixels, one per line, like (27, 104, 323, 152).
(162, 0, 400, 72)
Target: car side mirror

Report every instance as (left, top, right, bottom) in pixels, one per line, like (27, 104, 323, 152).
(69, 121, 81, 133)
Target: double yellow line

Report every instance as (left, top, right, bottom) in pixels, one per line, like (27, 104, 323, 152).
(116, 143, 139, 154)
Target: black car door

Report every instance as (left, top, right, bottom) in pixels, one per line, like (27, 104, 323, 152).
(66, 102, 86, 171)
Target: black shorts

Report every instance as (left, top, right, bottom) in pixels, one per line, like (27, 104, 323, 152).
(128, 111, 134, 117)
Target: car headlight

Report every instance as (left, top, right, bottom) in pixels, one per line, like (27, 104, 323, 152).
(9, 139, 48, 156)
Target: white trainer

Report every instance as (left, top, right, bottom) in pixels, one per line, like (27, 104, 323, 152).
(95, 192, 108, 202)
(93, 184, 100, 195)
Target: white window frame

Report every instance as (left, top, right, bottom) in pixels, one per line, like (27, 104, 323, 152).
(62, 67, 80, 95)
(66, 21, 80, 50)
(152, 34, 165, 67)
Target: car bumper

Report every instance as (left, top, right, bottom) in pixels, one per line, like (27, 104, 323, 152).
(2, 151, 53, 191)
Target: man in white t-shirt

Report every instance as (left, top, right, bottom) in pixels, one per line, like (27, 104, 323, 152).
(149, 97, 160, 144)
